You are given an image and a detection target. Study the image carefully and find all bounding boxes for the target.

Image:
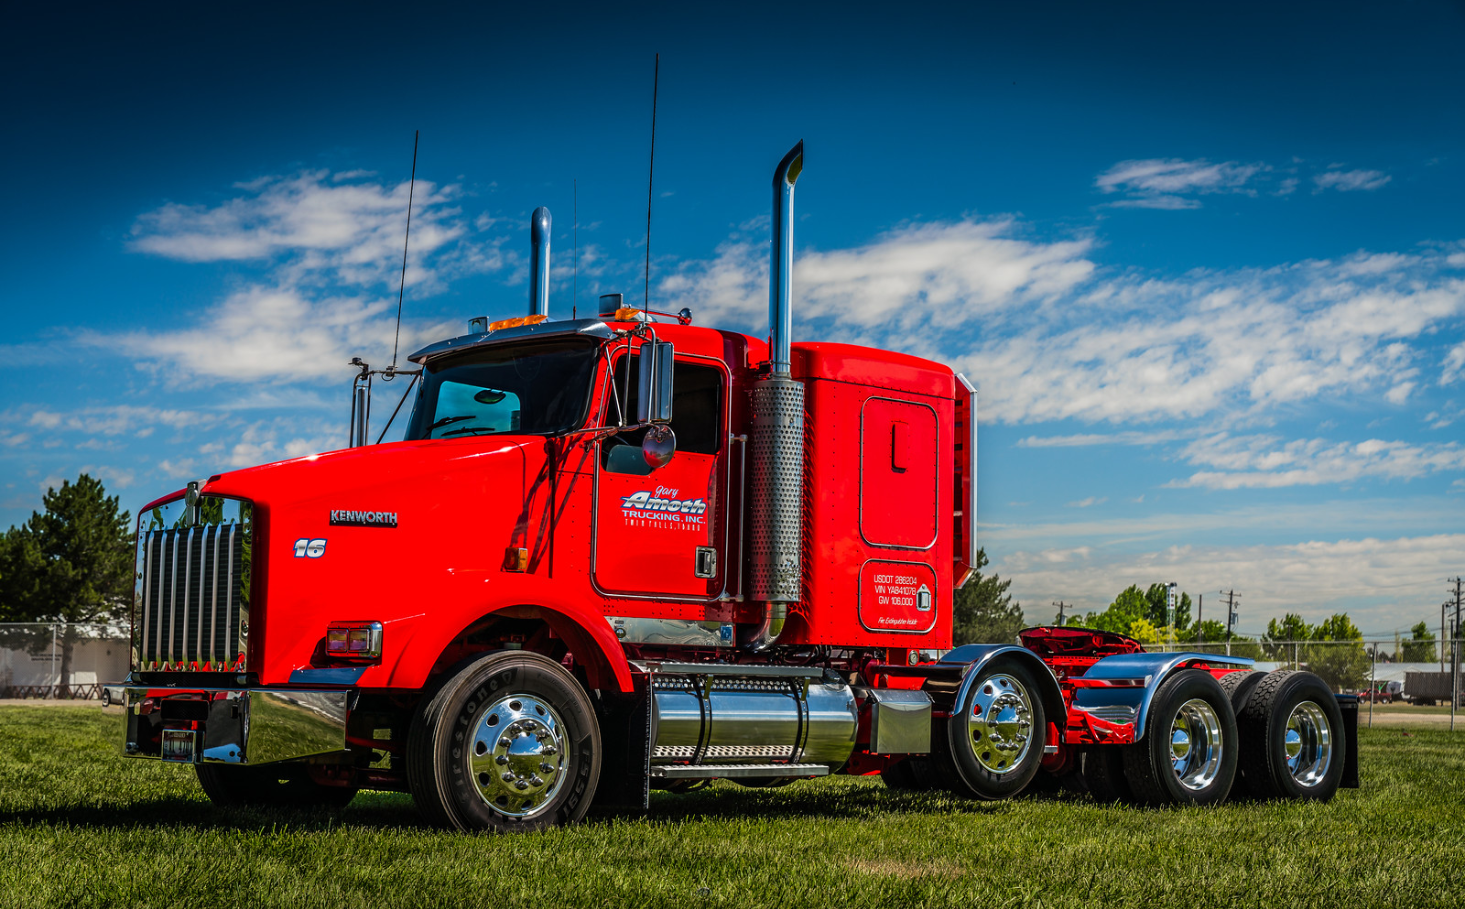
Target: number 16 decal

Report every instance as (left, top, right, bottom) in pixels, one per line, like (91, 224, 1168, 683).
(294, 538, 327, 558)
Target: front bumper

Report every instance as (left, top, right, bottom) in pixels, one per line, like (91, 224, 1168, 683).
(123, 686, 351, 765)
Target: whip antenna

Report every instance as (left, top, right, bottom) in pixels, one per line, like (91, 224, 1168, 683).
(390, 129, 420, 371)
(644, 53, 659, 315)
(573, 178, 578, 320)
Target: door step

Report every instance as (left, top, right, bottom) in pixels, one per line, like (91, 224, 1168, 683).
(651, 763, 830, 780)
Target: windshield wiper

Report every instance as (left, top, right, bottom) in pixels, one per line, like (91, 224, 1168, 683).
(440, 426, 496, 437)
(429, 415, 475, 430)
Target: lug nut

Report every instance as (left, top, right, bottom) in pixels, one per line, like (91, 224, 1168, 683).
(515, 781, 528, 790)
(539, 762, 554, 773)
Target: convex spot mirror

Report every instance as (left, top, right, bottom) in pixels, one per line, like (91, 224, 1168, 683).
(635, 339, 674, 424)
(643, 424, 676, 470)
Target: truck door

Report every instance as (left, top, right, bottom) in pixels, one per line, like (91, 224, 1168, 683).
(593, 354, 727, 600)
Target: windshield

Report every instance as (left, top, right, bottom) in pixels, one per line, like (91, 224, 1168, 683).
(404, 338, 600, 441)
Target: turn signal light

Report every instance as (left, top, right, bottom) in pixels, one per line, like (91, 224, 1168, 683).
(613, 307, 650, 322)
(325, 621, 383, 660)
(487, 314, 549, 332)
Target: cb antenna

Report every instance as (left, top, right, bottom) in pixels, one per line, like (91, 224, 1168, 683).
(390, 129, 420, 372)
(573, 178, 578, 320)
(644, 52, 659, 316)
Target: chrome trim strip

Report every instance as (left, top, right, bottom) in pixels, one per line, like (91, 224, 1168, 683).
(857, 395, 940, 552)
(635, 661, 828, 679)
(182, 527, 194, 667)
(209, 525, 221, 668)
(225, 523, 235, 667)
(141, 532, 155, 669)
(955, 373, 978, 589)
(168, 531, 180, 667)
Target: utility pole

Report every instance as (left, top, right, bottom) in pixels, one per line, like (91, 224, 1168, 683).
(1221, 589, 1240, 656)
(1444, 601, 1449, 673)
(1451, 577, 1463, 727)
(1166, 582, 1178, 651)
(1197, 593, 1204, 648)
(1052, 601, 1070, 626)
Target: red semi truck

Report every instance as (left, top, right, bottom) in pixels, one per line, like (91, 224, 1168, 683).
(120, 143, 1357, 830)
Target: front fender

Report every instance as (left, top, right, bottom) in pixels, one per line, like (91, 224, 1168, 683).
(939, 644, 1065, 723)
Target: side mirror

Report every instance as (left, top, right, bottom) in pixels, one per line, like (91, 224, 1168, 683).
(636, 339, 674, 424)
(643, 424, 676, 470)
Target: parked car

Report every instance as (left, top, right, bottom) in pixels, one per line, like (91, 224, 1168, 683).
(100, 685, 124, 708)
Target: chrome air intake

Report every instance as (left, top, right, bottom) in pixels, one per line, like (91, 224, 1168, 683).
(746, 141, 805, 623)
(132, 488, 252, 672)
(529, 206, 551, 318)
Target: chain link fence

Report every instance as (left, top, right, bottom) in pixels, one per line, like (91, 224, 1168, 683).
(0, 623, 130, 699)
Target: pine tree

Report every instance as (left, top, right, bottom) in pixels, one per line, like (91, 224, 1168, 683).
(1, 475, 133, 695)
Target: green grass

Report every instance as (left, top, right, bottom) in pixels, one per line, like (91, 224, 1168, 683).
(2, 707, 1463, 908)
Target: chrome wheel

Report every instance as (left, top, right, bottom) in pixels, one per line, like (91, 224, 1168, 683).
(468, 693, 568, 819)
(1284, 700, 1333, 788)
(1169, 698, 1224, 791)
(966, 673, 1034, 775)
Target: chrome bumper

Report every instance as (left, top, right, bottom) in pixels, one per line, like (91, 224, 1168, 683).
(122, 686, 350, 765)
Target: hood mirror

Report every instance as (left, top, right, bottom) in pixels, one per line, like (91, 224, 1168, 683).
(642, 424, 676, 470)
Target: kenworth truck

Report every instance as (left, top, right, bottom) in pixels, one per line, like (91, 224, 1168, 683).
(120, 143, 1358, 831)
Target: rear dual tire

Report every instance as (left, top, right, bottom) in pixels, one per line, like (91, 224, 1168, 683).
(1121, 669, 1238, 807)
(1235, 670, 1344, 802)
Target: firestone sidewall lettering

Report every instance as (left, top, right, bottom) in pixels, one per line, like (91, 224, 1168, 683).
(619, 486, 708, 529)
(329, 509, 399, 527)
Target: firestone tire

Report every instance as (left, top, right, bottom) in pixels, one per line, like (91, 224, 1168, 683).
(407, 650, 601, 833)
(195, 764, 358, 810)
(932, 659, 1047, 800)
(1122, 669, 1238, 807)
(1236, 670, 1345, 803)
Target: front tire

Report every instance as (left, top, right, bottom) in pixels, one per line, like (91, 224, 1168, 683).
(1122, 669, 1237, 807)
(407, 650, 601, 832)
(932, 660, 1047, 800)
(1236, 670, 1345, 802)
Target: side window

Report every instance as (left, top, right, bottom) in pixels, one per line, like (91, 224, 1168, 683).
(602, 357, 724, 474)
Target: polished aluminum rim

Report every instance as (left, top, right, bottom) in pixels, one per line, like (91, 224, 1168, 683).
(468, 694, 567, 818)
(966, 673, 1033, 775)
(1169, 698, 1224, 791)
(1284, 700, 1333, 788)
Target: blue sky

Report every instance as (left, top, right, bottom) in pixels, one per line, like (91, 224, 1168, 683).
(2, 1, 1462, 636)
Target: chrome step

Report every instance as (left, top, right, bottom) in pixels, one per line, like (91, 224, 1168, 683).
(651, 763, 830, 780)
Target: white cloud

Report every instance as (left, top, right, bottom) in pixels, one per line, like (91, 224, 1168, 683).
(130, 170, 480, 291)
(1018, 429, 1192, 448)
(1170, 433, 1465, 489)
(100, 285, 454, 384)
(19, 406, 211, 436)
(663, 220, 1465, 427)
(1313, 169, 1391, 192)
(1442, 342, 1465, 385)
(659, 218, 1096, 334)
(997, 533, 1465, 633)
(1067, 496, 1107, 508)
(1095, 158, 1265, 208)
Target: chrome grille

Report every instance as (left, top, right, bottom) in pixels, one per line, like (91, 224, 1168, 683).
(132, 494, 251, 671)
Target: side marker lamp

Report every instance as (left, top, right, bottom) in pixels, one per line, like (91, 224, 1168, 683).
(325, 622, 383, 661)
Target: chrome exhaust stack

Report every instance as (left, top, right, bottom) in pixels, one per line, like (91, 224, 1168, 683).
(742, 141, 805, 651)
(529, 206, 551, 318)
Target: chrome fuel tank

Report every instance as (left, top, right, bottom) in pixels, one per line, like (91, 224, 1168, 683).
(646, 664, 857, 768)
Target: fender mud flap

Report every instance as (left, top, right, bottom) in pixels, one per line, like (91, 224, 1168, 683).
(589, 687, 652, 813)
(1337, 693, 1360, 789)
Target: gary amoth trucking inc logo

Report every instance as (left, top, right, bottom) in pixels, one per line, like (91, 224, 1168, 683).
(620, 486, 707, 530)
